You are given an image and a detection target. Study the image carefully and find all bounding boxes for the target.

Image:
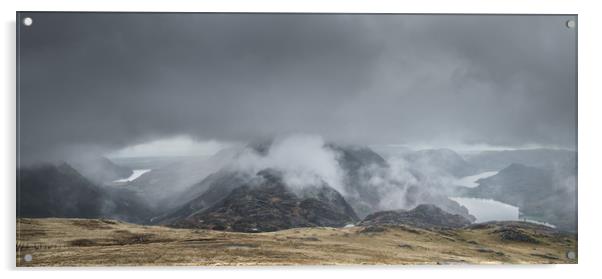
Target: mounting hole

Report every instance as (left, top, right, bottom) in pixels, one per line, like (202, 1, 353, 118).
(24, 254, 32, 262)
(22, 17, 33, 27)
(567, 251, 576, 259)
(566, 20, 576, 29)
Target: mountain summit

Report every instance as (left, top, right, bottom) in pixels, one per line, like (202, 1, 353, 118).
(169, 169, 358, 232)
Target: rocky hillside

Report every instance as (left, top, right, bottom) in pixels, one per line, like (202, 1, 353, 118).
(17, 163, 154, 224)
(327, 143, 389, 217)
(168, 169, 358, 232)
(359, 204, 473, 229)
(327, 144, 473, 220)
(152, 170, 254, 225)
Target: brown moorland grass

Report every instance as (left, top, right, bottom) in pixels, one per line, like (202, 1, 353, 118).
(16, 218, 577, 266)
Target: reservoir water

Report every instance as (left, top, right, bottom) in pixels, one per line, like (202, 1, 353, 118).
(450, 197, 519, 222)
(450, 197, 556, 228)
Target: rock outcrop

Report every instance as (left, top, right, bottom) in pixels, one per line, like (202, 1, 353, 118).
(359, 204, 472, 229)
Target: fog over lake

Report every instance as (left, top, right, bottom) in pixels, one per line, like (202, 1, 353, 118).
(454, 171, 499, 188)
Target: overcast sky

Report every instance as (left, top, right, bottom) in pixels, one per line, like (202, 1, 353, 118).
(18, 13, 577, 162)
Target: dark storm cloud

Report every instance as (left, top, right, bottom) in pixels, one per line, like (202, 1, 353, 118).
(17, 13, 577, 162)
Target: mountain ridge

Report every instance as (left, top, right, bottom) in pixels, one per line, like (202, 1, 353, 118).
(359, 204, 473, 229)
(169, 169, 359, 232)
(17, 163, 154, 224)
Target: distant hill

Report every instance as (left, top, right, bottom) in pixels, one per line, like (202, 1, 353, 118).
(403, 148, 476, 178)
(17, 163, 154, 224)
(326, 145, 474, 220)
(168, 169, 358, 232)
(327, 143, 389, 217)
(327, 145, 474, 220)
(464, 148, 576, 172)
(69, 156, 132, 184)
(152, 170, 252, 224)
(359, 204, 472, 229)
(128, 147, 240, 210)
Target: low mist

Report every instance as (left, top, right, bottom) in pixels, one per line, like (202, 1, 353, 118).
(229, 135, 346, 194)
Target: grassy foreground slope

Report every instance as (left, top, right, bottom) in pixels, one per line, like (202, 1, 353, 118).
(16, 218, 576, 266)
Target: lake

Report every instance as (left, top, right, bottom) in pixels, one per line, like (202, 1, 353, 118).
(113, 169, 151, 183)
(450, 197, 519, 222)
(450, 197, 556, 228)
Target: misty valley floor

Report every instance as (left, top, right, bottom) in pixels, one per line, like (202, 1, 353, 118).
(16, 218, 576, 266)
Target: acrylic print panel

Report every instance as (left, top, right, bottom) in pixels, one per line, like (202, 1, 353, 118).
(16, 12, 577, 266)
